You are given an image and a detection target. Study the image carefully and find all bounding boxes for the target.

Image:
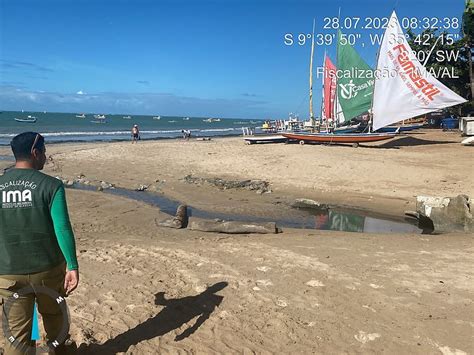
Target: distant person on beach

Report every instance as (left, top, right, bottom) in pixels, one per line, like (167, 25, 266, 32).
(0, 132, 79, 354)
(181, 129, 191, 140)
(131, 124, 140, 143)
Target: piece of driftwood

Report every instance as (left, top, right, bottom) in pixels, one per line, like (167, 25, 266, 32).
(157, 205, 188, 229)
(187, 217, 277, 234)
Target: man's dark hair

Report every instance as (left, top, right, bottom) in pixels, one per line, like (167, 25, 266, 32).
(10, 132, 45, 161)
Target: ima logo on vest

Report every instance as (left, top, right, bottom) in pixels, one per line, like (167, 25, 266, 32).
(1, 190, 33, 208)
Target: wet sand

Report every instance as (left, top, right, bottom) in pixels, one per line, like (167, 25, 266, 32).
(0, 129, 472, 354)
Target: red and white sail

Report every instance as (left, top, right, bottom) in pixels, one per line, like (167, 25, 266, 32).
(372, 11, 466, 131)
(322, 54, 337, 122)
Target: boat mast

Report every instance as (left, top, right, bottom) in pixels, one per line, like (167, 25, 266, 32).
(368, 15, 387, 134)
(309, 18, 316, 128)
(334, 7, 341, 127)
(322, 50, 331, 132)
(321, 50, 327, 132)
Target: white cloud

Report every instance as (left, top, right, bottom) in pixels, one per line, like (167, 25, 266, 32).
(0, 85, 275, 118)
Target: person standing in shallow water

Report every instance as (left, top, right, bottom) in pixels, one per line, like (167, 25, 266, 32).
(0, 132, 79, 354)
(181, 129, 191, 141)
(131, 124, 140, 143)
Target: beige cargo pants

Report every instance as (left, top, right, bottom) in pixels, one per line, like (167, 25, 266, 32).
(0, 262, 74, 355)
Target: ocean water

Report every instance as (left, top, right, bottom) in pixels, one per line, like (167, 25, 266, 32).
(0, 111, 264, 145)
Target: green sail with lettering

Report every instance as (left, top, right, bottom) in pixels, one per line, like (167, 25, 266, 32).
(337, 30, 374, 121)
(328, 210, 365, 233)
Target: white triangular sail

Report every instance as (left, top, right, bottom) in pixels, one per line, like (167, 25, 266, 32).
(372, 11, 467, 131)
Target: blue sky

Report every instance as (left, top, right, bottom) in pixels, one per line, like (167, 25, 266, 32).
(0, 0, 466, 118)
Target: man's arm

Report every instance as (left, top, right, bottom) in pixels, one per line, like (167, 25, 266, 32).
(50, 186, 79, 294)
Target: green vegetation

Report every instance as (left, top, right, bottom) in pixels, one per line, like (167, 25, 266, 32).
(406, 1, 473, 115)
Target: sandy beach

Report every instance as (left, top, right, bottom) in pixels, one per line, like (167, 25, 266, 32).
(0, 129, 472, 354)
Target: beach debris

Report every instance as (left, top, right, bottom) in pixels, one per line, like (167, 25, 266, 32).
(354, 331, 381, 344)
(362, 305, 377, 313)
(291, 198, 330, 210)
(187, 217, 278, 234)
(369, 283, 384, 289)
(75, 174, 90, 185)
(415, 195, 473, 233)
(256, 280, 273, 287)
(135, 184, 149, 191)
(147, 179, 165, 192)
(99, 181, 114, 190)
(183, 175, 271, 194)
(56, 176, 74, 187)
(157, 204, 188, 229)
(47, 155, 60, 171)
(305, 280, 325, 287)
(56, 173, 115, 190)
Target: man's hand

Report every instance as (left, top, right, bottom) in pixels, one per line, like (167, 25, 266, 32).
(64, 270, 79, 295)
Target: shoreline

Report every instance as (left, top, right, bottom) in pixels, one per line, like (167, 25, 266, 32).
(1, 129, 472, 218)
(0, 131, 245, 147)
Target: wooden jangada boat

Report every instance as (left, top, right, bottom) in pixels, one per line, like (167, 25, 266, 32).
(284, 12, 466, 147)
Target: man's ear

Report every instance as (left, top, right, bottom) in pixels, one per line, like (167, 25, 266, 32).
(31, 149, 39, 160)
(31, 147, 44, 162)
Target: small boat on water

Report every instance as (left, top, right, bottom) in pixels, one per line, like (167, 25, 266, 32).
(153, 116, 161, 120)
(183, 117, 190, 120)
(93, 114, 106, 119)
(203, 118, 220, 123)
(15, 117, 37, 123)
(76, 113, 86, 118)
(123, 115, 132, 119)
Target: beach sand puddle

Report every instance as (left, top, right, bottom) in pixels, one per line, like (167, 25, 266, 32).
(69, 183, 424, 234)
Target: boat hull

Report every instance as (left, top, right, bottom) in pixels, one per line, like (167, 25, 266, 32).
(376, 123, 424, 133)
(461, 137, 474, 146)
(333, 126, 359, 134)
(244, 135, 287, 144)
(282, 132, 396, 144)
(14, 118, 37, 123)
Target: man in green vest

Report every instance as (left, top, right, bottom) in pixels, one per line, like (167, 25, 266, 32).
(0, 132, 79, 354)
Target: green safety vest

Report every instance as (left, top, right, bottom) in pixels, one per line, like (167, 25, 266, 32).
(0, 168, 65, 274)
